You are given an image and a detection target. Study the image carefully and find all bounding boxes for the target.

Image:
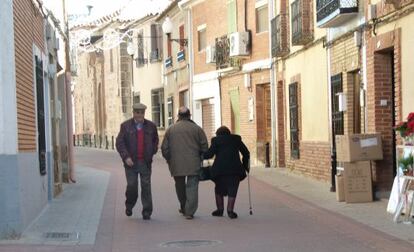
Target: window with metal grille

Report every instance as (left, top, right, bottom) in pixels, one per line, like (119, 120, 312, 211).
(289, 82, 300, 159)
(291, 0, 302, 44)
(35, 56, 46, 175)
(167, 96, 174, 126)
(331, 74, 344, 135)
(151, 89, 165, 128)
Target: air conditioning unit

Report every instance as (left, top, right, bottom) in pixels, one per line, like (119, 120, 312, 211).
(205, 45, 216, 64)
(229, 31, 251, 57)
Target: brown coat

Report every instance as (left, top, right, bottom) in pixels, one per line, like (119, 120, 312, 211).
(116, 118, 159, 166)
(161, 119, 208, 176)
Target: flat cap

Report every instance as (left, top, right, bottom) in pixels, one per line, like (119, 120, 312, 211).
(132, 102, 147, 110)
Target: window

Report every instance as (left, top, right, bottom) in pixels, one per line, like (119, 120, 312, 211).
(291, 0, 301, 43)
(227, 0, 237, 34)
(137, 30, 146, 66)
(167, 96, 174, 126)
(133, 93, 140, 104)
(256, 4, 268, 33)
(35, 56, 46, 176)
(179, 90, 189, 107)
(331, 74, 344, 135)
(151, 89, 165, 128)
(150, 24, 161, 62)
(198, 27, 206, 52)
(289, 82, 299, 159)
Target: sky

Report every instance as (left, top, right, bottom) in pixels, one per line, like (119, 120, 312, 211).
(43, 0, 172, 24)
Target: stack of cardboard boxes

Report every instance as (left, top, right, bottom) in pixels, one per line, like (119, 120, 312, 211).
(335, 134, 383, 203)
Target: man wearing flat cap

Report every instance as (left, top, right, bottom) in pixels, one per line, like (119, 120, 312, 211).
(116, 102, 159, 220)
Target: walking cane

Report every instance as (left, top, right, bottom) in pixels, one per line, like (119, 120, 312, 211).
(247, 160, 253, 215)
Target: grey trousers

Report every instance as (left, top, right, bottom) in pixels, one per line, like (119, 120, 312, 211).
(124, 160, 152, 217)
(174, 175, 199, 216)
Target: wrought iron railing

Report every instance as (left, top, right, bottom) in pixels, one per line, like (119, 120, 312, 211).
(317, 0, 358, 23)
(271, 14, 289, 58)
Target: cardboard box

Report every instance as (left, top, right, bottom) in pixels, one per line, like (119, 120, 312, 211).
(344, 161, 373, 203)
(335, 174, 345, 202)
(336, 133, 383, 162)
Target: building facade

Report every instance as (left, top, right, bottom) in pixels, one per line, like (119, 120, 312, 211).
(0, 0, 63, 238)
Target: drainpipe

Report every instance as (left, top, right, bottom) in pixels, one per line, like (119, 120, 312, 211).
(326, 29, 335, 192)
(63, 0, 75, 183)
(184, 7, 194, 114)
(268, 0, 277, 168)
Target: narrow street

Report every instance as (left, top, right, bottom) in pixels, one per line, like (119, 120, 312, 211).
(1, 147, 413, 252)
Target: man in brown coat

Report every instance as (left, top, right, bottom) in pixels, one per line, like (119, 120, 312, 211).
(116, 103, 159, 220)
(161, 107, 208, 219)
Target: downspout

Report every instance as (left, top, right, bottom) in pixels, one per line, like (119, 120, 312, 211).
(63, 0, 75, 183)
(269, 0, 277, 167)
(184, 7, 194, 114)
(326, 29, 335, 191)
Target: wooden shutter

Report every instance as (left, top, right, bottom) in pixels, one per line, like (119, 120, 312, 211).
(179, 25, 185, 50)
(227, 0, 237, 34)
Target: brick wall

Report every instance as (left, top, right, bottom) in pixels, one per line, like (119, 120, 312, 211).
(366, 29, 402, 191)
(220, 70, 271, 166)
(285, 141, 332, 181)
(13, 0, 45, 152)
(192, 0, 270, 75)
(330, 35, 361, 135)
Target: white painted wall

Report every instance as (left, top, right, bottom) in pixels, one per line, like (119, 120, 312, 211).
(192, 70, 221, 129)
(0, 0, 18, 155)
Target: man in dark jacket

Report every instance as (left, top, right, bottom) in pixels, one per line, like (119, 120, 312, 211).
(116, 103, 159, 220)
(161, 107, 208, 219)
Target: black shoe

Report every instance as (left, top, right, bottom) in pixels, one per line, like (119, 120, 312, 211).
(185, 215, 194, 220)
(178, 208, 184, 215)
(125, 209, 132, 217)
(227, 211, 238, 219)
(211, 209, 224, 217)
(143, 215, 151, 220)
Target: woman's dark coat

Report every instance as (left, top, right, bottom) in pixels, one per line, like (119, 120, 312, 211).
(203, 134, 250, 180)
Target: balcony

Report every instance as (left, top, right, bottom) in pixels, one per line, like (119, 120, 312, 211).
(271, 14, 290, 58)
(215, 35, 242, 71)
(316, 0, 358, 28)
(291, 0, 314, 46)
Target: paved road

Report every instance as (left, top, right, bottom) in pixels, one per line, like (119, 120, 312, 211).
(1, 148, 413, 252)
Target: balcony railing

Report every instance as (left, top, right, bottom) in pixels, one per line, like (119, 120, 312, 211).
(316, 0, 358, 28)
(215, 34, 242, 70)
(271, 14, 290, 58)
(291, 0, 313, 46)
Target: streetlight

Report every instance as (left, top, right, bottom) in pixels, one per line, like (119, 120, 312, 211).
(161, 17, 188, 46)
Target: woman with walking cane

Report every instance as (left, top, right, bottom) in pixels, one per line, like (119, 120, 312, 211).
(203, 126, 250, 219)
